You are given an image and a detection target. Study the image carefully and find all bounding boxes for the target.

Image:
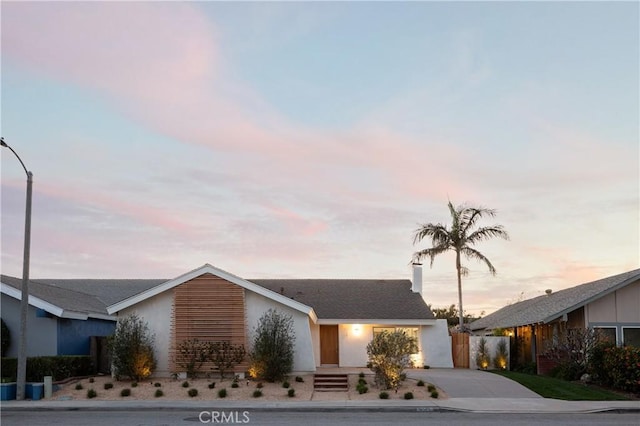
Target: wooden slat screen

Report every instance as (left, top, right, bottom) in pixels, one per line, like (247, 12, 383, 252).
(170, 273, 248, 375)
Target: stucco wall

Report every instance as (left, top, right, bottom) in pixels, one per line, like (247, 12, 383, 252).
(310, 321, 320, 368)
(587, 280, 640, 324)
(245, 291, 316, 372)
(119, 289, 174, 376)
(420, 320, 454, 368)
(1, 294, 57, 357)
(338, 324, 372, 367)
(469, 335, 510, 370)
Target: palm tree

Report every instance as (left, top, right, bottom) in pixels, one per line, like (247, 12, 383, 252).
(413, 201, 509, 330)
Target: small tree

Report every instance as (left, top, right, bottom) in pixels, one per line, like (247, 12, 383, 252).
(175, 339, 210, 379)
(249, 309, 295, 382)
(366, 330, 417, 391)
(1, 318, 10, 357)
(475, 337, 490, 369)
(210, 341, 246, 380)
(543, 327, 604, 380)
(493, 339, 508, 369)
(108, 314, 157, 381)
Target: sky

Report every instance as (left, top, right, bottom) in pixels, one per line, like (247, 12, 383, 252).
(1, 1, 638, 316)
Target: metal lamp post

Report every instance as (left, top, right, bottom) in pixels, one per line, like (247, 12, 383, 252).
(1, 137, 33, 400)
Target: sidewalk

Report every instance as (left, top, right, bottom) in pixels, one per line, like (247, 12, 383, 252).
(2, 397, 639, 414)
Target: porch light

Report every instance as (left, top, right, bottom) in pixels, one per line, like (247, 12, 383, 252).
(352, 324, 362, 336)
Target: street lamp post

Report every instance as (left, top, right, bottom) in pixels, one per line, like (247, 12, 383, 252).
(1, 137, 33, 401)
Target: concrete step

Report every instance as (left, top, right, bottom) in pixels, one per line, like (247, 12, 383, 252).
(313, 374, 348, 392)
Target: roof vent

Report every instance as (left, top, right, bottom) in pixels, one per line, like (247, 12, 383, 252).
(545, 289, 552, 296)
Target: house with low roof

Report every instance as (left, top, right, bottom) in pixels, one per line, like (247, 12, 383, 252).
(1, 263, 453, 376)
(470, 269, 640, 372)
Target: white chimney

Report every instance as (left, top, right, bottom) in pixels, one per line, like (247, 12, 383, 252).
(412, 263, 423, 294)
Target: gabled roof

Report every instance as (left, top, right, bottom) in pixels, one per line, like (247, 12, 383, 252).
(470, 269, 640, 331)
(1, 275, 116, 321)
(251, 279, 435, 323)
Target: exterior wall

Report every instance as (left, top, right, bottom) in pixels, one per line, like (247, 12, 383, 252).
(310, 321, 320, 368)
(57, 318, 115, 355)
(469, 335, 510, 370)
(587, 293, 616, 323)
(338, 324, 372, 367)
(615, 280, 640, 322)
(119, 289, 174, 376)
(1, 294, 57, 357)
(420, 320, 454, 368)
(245, 291, 316, 372)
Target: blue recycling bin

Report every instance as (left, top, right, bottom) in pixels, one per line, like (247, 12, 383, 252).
(25, 383, 44, 400)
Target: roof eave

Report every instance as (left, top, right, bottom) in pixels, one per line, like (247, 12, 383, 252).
(317, 318, 437, 325)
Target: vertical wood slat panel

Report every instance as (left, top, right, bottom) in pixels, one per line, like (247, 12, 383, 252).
(170, 273, 248, 374)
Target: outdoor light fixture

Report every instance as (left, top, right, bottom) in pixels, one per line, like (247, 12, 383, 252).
(352, 324, 362, 336)
(1, 137, 33, 401)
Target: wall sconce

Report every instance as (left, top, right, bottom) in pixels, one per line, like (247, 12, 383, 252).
(352, 324, 362, 336)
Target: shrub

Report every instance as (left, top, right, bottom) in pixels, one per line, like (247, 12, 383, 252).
(104, 382, 113, 390)
(417, 380, 425, 387)
(475, 337, 491, 370)
(188, 388, 198, 397)
(359, 372, 365, 378)
(431, 390, 439, 398)
(287, 388, 295, 397)
(89, 377, 95, 383)
(218, 388, 227, 398)
(249, 309, 296, 382)
(208, 382, 216, 389)
(366, 330, 417, 391)
(252, 389, 262, 398)
(175, 338, 211, 379)
(493, 339, 509, 369)
(209, 341, 246, 380)
(282, 381, 290, 388)
(131, 382, 138, 388)
(120, 388, 131, 397)
(295, 376, 304, 383)
(423, 365, 430, 369)
(379, 391, 389, 399)
(600, 346, 640, 393)
(155, 389, 163, 397)
(256, 382, 264, 389)
(427, 384, 436, 392)
(182, 381, 190, 388)
(542, 327, 605, 380)
(154, 382, 162, 387)
(358, 378, 367, 386)
(357, 385, 368, 394)
(108, 314, 156, 381)
(404, 392, 414, 400)
(231, 382, 239, 388)
(587, 342, 615, 382)
(0, 355, 93, 382)
(86, 389, 97, 399)
(1, 319, 10, 357)
(75, 383, 83, 390)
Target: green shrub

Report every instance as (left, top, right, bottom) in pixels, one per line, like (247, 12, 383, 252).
(131, 382, 138, 388)
(256, 382, 263, 389)
(120, 388, 131, 397)
(155, 389, 163, 397)
(218, 388, 227, 398)
(0, 355, 93, 382)
(359, 372, 365, 378)
(493, 339, 509, 369)
(416, 380, 425, 387)
(188, 388, 198, 397)
(427, 384, 436, 392)
(252, 389, 262, 398)
(282, 381, 290, 388)
(89, 377, 95, 383)
(104, 382, 113, 390)
(404, 391, 414, 400)
(154, 382, 162, 387)
(475, 337, 491, 370)
(379, 391, 389, 399)
(287, 388, 295, 397)
(182, 381, 190, 388)
(600, 346, 640, 393)
(175, 339, 211, 379)
(231, 382, 239, 388)
(366, 330, 417, 391)
(75, 383, 83, 390)
(430, 390, 439, 398)
(423, 365, 430, 369)
(208, 382, 216, 389)
(209, 341, 247, 380)
(356, 382, 368, 394)
(86, 389, 97, 399)
(587, 342, 615, 382)
(108, 314, 156, 381)
(295, 376, 304, 383)
(249, 309, 295, 382)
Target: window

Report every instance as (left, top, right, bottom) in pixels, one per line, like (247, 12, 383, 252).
(622, 327, 640, 347)
(372, 327, 395, 338)
(594, 327, 617, 344)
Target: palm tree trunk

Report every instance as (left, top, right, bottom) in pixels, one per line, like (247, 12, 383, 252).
(456, 249, 464, 330)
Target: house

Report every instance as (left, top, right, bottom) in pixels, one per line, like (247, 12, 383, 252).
(1, 263, 453, 376)
(470, 269, 640, 372)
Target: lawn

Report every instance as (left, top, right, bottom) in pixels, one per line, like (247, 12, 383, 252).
(491, 370, 630, 401)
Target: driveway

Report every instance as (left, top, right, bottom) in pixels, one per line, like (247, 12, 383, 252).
(407, 369, 542, 398)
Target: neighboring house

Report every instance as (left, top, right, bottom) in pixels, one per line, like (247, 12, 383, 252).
(470, 269, 640, 370)
(1, 263, 453, 376)
(0, 275, 117, 357)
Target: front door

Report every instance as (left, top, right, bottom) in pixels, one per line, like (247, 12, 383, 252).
(320, 325, 339, 365)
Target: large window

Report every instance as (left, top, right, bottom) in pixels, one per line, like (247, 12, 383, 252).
(622, 327, 640, 347)
(594, 327, 617, 344)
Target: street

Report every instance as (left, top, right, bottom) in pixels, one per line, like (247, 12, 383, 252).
(1, 410, 638, 426)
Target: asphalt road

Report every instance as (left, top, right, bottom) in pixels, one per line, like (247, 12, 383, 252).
(1, 410, 638, 426)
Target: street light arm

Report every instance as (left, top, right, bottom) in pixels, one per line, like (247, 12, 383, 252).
(1, 137, 31, 177)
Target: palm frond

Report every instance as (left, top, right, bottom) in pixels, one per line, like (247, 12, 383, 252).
(412, 223, 449, 246)
(461, 246, 497, 275)
(466, 225, 509, 245)
(461, 206, 496, 234)
(412, 245, 450, 268)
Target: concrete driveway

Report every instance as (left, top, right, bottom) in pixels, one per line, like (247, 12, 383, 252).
(407, 369, 542, 398)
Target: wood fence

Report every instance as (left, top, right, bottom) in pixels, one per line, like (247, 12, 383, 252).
(451, 332, 469, 368)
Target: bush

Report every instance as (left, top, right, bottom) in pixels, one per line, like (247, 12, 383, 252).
(475, 337, 491, 370)
(493, 339, 509, 369)
(86, 389, 97, 398)
(89, 377, 95, 383)
(295, 376, 304, 383)
(431, 390, 439, 398)
(104, 382, 113, 390)
(75, 383, 83, 390)
(417, 380, 425, 387)
(231, 382, 239, 388)
(358, 378, 367, 386)
(366, 330, 417, 391)
(249, 309, 296, 382)
(256, 382, 264, 389)
(208, 382, 216, 389)
(209, 341, 246, 380)
(587, 342, 614, 382)
(359, 372, 365, 378)
(120, 388, 131, 397)
(423, 365, 430, 369)
(1, 319, 10, 357)
(379, 391, 389, 399)
(108, 314, 156, 381)
(181, 381, 190, 388)
(0, 355, 93, 382)
(175, 339, 211, 379)
(287, 388, 295, 397)
(404, 392, 414, 400)
(131, 382, 138, 388)
(252, 389, 263, 398)
(188, 388, 198, 397)
(155, 389, 163, 397)
(356, 383, 368, 394)
(218, 388, 227, 398)
(427, 384, 436, 392)
(282, 381, 290, 388)
(154, 382, 162, 387)
(600, 346, 640, 393)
